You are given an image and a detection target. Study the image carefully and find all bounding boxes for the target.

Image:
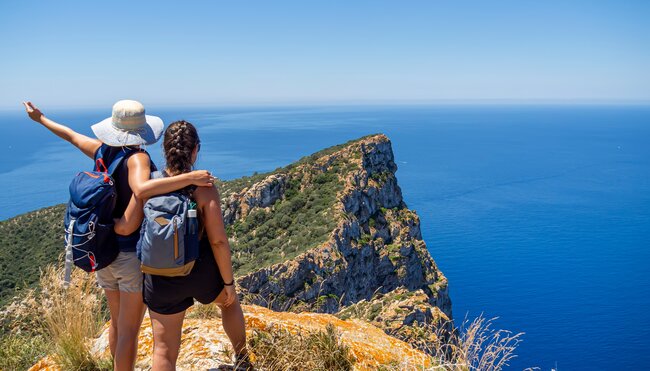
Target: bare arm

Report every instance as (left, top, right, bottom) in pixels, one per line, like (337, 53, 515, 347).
(127, 153, 215, 199)
(113, 154, 216, 235)
(195, 185, 237, 306)
(114, 194, 144, 235)
(23, 102, 102, 158)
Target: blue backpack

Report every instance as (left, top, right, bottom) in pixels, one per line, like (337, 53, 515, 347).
(136, 171, 200, 276)
(63, 146, 134, 286)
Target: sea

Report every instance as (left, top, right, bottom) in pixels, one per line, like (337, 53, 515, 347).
(1, 105, 649, 370)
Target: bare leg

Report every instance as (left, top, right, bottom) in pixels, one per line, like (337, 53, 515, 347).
(214, 290, 247, 357)
(104, 289, 121, 358)
(150, 309, 186, 371)
(114, 291, 146, 371)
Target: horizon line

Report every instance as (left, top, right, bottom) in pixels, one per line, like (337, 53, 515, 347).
(2, 98, 650, 111)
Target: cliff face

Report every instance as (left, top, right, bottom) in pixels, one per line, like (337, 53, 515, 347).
(228, 135, 452, 321)
(223, 173, 288, 224)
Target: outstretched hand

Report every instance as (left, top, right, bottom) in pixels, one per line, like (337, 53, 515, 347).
(23, 101, 44, 122)
(188, 170, 215, 187)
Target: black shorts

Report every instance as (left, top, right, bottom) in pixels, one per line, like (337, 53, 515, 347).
(143, 241, 224, 315)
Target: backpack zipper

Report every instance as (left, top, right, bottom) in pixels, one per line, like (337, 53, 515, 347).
(173, 217, 179, 260)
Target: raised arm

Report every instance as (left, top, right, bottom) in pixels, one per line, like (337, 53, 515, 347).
(195, 185, 237, 306)
(127, 153, 215, 199)
(23, 102, 102, 158)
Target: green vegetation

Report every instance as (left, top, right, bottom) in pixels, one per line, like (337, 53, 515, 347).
(335, 289, 418, 322)
(289, 133, 379, 168)
(370, 170, 391, 184)
(217, 135, 387, 274)
(0, 204, 65, 306)
(226, 165, 347, 274)
(215, 172, 270, 197)
(0, 333, 49, 371)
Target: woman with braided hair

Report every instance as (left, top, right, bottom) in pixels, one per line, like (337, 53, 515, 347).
(120, 120, 250, 370)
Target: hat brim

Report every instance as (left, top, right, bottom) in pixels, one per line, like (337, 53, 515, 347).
(91, 115, 164, 146)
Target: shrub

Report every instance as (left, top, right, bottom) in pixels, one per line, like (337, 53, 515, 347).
(411, 314, 525, 371)
(39, 265, 110, 371)
(0, 333, 48, 371)
(187, 302, 222, 319)
(250, 323, 355, 371)
(227, 157, 347, 275)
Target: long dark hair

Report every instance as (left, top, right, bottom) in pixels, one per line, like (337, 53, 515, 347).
(163, 120, 200, 175)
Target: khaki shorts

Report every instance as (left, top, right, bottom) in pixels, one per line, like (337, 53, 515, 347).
(96, 251, 143, 293)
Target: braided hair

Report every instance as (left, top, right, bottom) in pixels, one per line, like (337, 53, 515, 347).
(163, 120, 200, 175)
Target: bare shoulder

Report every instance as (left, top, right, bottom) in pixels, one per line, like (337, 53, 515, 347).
(127, 151, 150, 167)
(194, 184, 220, 204)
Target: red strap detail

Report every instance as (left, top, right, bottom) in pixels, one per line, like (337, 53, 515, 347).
(96, 158, 108, 173)
(102, 174, 111, 183)
(89, 253, 97, 272)
(84, 171, 100, 179)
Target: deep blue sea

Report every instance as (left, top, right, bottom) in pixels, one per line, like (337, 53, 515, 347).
(1, 105, 649, 370)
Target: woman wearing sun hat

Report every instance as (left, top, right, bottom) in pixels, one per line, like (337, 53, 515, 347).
(24, 100, 215, 371)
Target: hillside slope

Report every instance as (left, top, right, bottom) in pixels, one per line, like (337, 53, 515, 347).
(0, 205, 65, 306)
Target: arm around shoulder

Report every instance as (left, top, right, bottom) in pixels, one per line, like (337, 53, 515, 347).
(127, 153, 216, 199)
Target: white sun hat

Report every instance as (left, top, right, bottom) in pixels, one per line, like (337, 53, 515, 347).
(91, 100, 164, 146)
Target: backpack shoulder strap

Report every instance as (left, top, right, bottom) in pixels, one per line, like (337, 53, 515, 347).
(93, 144, 109, 172)
(106, 149, 132, 175)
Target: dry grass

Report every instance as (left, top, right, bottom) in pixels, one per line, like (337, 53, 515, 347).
(187, 302, 222, 319)
(454, 315, 524, 371)
(0, 332, 49, 370)
(0, 264, 111, 370)
(405, 314, 526, 371)
(1, 264, 529, 371)
(38, 264, 110, 370)
(334, 286, 528, 370)
(249, 323, 355, 371)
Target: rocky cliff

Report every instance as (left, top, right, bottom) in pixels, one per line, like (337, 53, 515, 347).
(230, 134, 452, 322)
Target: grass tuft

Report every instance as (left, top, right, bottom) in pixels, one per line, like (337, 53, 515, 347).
(0, 332, 49, 370)
(187, 302, 222, 319)
(409, 314, 526, 370)
(39, 264, 110, 370)
(250, 323, 355, 371)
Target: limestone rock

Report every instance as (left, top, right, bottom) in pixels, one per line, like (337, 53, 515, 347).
(223, 173, 287, 224)
(29, 304, 433, 371)
(236, 135, 452, 319)
(336, 286, 452, 353)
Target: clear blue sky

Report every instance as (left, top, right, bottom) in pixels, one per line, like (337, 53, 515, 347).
(1, 0, 648, 108)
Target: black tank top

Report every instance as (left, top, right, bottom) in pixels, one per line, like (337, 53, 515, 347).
(96, 144, 157, 252)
